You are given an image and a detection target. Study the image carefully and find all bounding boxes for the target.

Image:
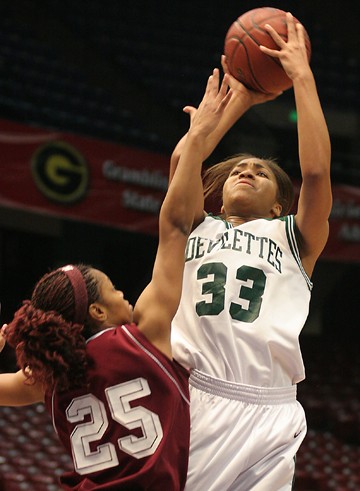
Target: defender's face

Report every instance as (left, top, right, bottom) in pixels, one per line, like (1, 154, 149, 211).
(93, 269, 133, 326)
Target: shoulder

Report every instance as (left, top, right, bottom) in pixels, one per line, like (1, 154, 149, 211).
(259, 215, 295, 231)
(192, 214, 230, 233)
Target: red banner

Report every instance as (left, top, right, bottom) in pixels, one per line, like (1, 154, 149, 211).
(291, 181, 360, 263)
(0, 119, 168, 235)
(0, 119, 359, 262)
(322, 184, 360, 262)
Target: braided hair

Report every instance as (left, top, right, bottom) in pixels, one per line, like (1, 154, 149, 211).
(6, 264, 100, 393)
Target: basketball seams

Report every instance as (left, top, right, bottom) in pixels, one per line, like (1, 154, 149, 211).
(236, 17, 287, 65)
(231, 39, 266, 92)
(226, 17, 288, 92)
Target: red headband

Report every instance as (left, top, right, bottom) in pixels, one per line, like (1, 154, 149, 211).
(61, 265, 88, 324)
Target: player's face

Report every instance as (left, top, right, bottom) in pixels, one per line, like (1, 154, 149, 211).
(93, 270, 133, 326)
(222, 158, 281, 218)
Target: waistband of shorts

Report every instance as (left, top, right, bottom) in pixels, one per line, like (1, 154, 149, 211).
(189, 369, 297, 405)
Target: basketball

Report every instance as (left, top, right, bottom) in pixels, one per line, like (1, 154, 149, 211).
(224, 7, 311, 93)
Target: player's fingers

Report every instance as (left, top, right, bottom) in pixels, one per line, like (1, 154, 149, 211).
(213, 67, 220, 78)
(221, 54, 229, 74)
(203, 73, 214, 96)
(263, 23, 285, 49)
(218, 73, 230, 99)
(218, 89, 232, 113)
(183, 106, 197, 118)
(285, 12, 296, 39)
(259, 43, 280, 59)
(211, 68, 220, 92)
(296, 22, 306, 47)
(184, 106, 198, 126)
(205, 69, 220, 98)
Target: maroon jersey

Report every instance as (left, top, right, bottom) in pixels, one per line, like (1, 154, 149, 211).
(44, 323, 190, 490)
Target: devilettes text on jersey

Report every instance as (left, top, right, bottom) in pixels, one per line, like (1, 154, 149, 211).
(172, 215, 312, 387)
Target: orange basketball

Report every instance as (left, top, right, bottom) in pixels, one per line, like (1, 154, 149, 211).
(224, 7, 311, 93)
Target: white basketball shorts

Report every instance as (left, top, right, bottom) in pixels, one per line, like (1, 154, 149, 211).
(185, 370, 307, 491)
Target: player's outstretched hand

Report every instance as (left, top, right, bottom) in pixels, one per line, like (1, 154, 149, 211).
(221, 54, 282, 105)
(183, 68, 232, 138)
(260, 12, 311, 81)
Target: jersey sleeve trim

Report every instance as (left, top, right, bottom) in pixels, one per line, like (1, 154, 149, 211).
(285, 215, 313, 291)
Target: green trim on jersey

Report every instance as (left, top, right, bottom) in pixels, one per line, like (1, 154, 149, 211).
(207, 213, 234, 230)
(285, 215, 313, 291)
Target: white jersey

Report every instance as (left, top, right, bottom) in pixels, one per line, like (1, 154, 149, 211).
(172, 214, 312, 387)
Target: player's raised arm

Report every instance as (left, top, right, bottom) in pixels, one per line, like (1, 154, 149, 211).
(261, 12, 332, 276)
(134, 69, 231, 356)
(0, 369, 44, 405)
(169, 58, 281, 227)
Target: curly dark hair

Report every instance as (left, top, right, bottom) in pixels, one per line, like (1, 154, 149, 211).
(5, 264, 100, 393)
(203, 153, 295, 217)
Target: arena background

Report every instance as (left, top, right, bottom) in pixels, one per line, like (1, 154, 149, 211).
(0, 1, 359, 490)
